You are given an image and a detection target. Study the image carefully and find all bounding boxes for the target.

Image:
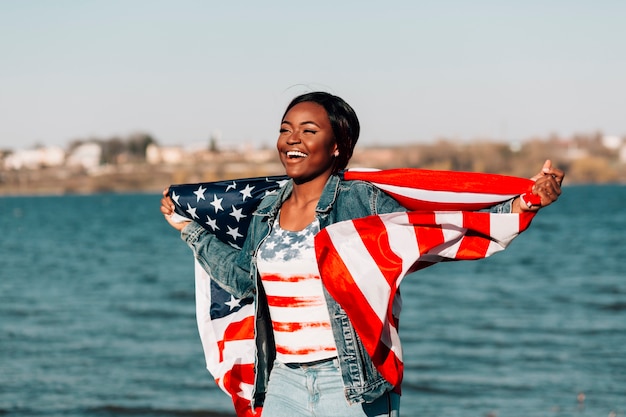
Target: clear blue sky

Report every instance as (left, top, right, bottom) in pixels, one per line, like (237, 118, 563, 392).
(1, 0, 624, 151)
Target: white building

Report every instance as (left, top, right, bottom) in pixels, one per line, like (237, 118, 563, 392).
(146, 143, 186, 165)
(66, 143, 102, 170)
(601, 135, 626, 163)
(602, 135, 623, 150)
(3, 146, 66, 170)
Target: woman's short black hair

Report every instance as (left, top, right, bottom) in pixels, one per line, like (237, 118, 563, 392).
(282, 92, 360, 173)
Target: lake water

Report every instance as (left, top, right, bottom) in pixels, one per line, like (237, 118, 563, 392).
(1, 185, 625, 417)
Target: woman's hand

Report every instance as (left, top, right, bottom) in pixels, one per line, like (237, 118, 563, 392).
(160, 187, 191, 231)
(512, 160, 565, 213)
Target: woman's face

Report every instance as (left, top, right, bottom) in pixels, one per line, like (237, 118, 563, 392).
(277, 101, 338, 183)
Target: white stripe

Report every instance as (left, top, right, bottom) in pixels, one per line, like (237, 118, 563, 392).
(379, 212, 420, 288)
(269, 304, 332, 323)
(199, 303, 255, 337)
(237, 382, 254, 403)
(485, 214, 520, 256)
(431, 212, 465, 258)
(212, 338, 257, 382)
(371, 182, 517, 204)
(194, 261, 256, 382)
(325, 220, 390, 322)
(195, 262, 221, 374)
(274, 327, 336, 346)
(486, 240, 506, 257)
(259, 258, 319, 275)
(489, 213, 520, 245)
(261, 277, 323, 297)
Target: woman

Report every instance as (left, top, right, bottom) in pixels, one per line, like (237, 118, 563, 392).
(161, 92, 564, 416)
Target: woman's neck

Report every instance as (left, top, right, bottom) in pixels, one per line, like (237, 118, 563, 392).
(279, 174, 329, 231)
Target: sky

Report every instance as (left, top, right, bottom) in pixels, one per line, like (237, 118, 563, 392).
(1, 0, 625, 151)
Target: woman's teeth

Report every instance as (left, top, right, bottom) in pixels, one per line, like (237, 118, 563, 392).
(287, 151, 307, 158)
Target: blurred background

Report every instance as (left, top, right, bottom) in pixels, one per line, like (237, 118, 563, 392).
(1, 2, 625, 417)
(1, 0, 625, 194)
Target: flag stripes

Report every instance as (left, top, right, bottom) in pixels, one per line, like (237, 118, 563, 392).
(315, 209, 535, 388)
(169, 168, 539, 416)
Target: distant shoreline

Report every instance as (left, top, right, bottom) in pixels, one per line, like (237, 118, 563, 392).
(0, 164, 622, 198)
(2, 139, 625, 197)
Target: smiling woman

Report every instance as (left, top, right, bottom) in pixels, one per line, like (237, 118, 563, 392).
(278, 101, 338, 186)
(277, 101, 345, 230)
(159, 91, 564, 417)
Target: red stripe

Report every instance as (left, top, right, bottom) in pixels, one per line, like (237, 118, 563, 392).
(261, 273, 318, 282)
(407, 212, 445, 256)
(217, 315, 255, 362)
(273, 321, 331, 332)
(275, 345, 337, 355)
(218, 363, 259, 417)
(369, 339, 403, 388)
(345, 168, 533, 194)
(455, 212, 491, 259)
(266, 295, 324, 308)
(519, 211, 536, 231)
(351, 215, 403, 288)
(223, 315, 255, 341)
(315, 228, 383, 355)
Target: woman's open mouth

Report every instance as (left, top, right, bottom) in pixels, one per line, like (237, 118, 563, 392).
(286, 151, 308, 159)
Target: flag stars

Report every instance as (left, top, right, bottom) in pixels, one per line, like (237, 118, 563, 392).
(229, 206, 246, 222)
(194, 185, 207, 202)
(225, 181, 237, 192)
(226, 225, 243, 242)
(224, 295, 241, 310)
(276, 178, 290, 188)
(240, 184, 254, 201)
(171, 191, 180, 205)
(210, 194, 224, 213)
(186, 203, 199, 219)
(205, 216, 219, 231)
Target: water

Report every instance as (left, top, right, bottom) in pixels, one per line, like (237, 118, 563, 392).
(1, 185, 625, 417)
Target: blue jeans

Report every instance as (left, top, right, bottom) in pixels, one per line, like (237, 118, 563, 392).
(262, 359, 400, 417)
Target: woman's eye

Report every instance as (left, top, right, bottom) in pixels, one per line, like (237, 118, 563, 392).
(279, 128, 289, 133)
(303, 129, 317, 134)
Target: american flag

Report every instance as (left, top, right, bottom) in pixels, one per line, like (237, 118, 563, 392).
(193, 262, 259, 417)
(169, 175, 288, 417)
(168, 175, 290, 249)
(168, 169, 538, 416)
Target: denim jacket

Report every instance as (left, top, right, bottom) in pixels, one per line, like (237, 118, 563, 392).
(181, 173, 513, 407)
(181, 173, 410, 406)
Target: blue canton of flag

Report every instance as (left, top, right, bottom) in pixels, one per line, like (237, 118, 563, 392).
(209, 278, 253, 319)
(168, 175, 289, 249)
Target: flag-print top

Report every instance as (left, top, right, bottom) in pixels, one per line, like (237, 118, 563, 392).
(257, 217, 338, 364)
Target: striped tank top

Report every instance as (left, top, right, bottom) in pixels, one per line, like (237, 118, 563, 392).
(257, 217, 337, 363)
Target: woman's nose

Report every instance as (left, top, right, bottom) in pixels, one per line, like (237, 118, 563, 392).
(285, 132, 301, 144)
